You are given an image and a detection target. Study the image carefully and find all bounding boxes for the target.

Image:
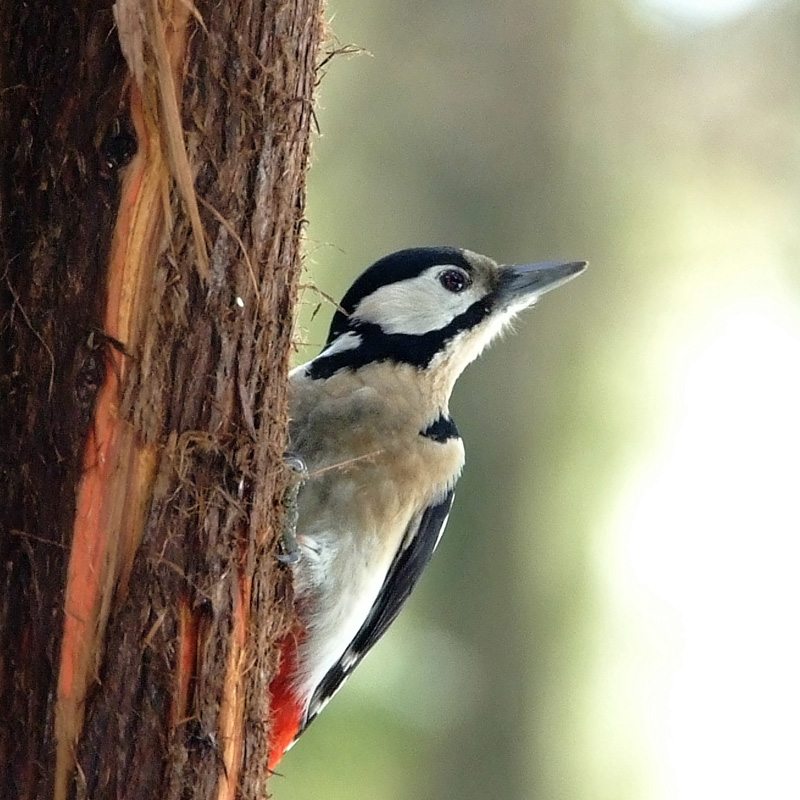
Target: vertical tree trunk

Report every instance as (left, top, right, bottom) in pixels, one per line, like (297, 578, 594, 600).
(0, 1, 322, 798)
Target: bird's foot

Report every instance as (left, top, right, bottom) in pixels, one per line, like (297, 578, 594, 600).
(278, 454, 308, 565)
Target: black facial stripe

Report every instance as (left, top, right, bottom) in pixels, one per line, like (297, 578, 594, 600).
(421, 413, 459, 443)
(307, 297, 491, 379)
(327, 247, 474, 345)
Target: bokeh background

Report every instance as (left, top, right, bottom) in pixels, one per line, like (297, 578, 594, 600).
(272, 1, 800, 798)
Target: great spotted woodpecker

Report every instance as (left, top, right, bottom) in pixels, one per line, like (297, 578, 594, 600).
(268, 247, 586, 769)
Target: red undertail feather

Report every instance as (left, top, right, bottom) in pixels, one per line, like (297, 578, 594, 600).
(268, 628, 305, 771)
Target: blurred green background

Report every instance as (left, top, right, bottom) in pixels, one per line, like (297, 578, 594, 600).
(273, 1, 800, 798)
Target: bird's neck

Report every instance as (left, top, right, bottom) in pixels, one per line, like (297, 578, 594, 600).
(352, 359, 461, 424)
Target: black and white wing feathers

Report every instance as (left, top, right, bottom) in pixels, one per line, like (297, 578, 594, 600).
(302, 488, 455, 730)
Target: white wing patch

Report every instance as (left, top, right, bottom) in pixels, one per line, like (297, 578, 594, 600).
(320, 330, 362, 355)
(290, 523, 404, 707)
(290, 331, 363, 380)
(298, 489, 456, 733)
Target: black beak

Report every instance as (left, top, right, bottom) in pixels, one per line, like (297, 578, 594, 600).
(497, 260, 587, 308)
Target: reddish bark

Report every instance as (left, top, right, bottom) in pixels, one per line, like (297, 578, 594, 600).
(0, 1, 323, 797)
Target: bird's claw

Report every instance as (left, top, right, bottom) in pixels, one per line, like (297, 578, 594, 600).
(279, 454, 308, 565)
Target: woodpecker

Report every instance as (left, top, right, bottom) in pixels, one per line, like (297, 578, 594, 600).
(268, 247, 586, 769)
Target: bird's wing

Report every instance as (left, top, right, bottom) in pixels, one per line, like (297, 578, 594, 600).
(302, 487, 456, 729)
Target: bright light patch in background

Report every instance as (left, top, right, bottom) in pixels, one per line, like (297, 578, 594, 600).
(635, 0, 776, 25)
(611, 297, 800, 799)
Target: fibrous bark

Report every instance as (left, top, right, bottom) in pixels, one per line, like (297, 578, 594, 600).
(0, 1, 323, 797)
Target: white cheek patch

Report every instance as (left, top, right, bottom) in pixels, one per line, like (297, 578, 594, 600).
(352, 266, 482, 336)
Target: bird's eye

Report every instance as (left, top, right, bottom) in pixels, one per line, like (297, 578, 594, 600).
(438, 268, 471, 293)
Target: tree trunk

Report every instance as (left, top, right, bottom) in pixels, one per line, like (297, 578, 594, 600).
(0, 1, 322, 798)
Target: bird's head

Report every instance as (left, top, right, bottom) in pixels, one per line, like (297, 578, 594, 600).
(306, 247, 586, 384)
